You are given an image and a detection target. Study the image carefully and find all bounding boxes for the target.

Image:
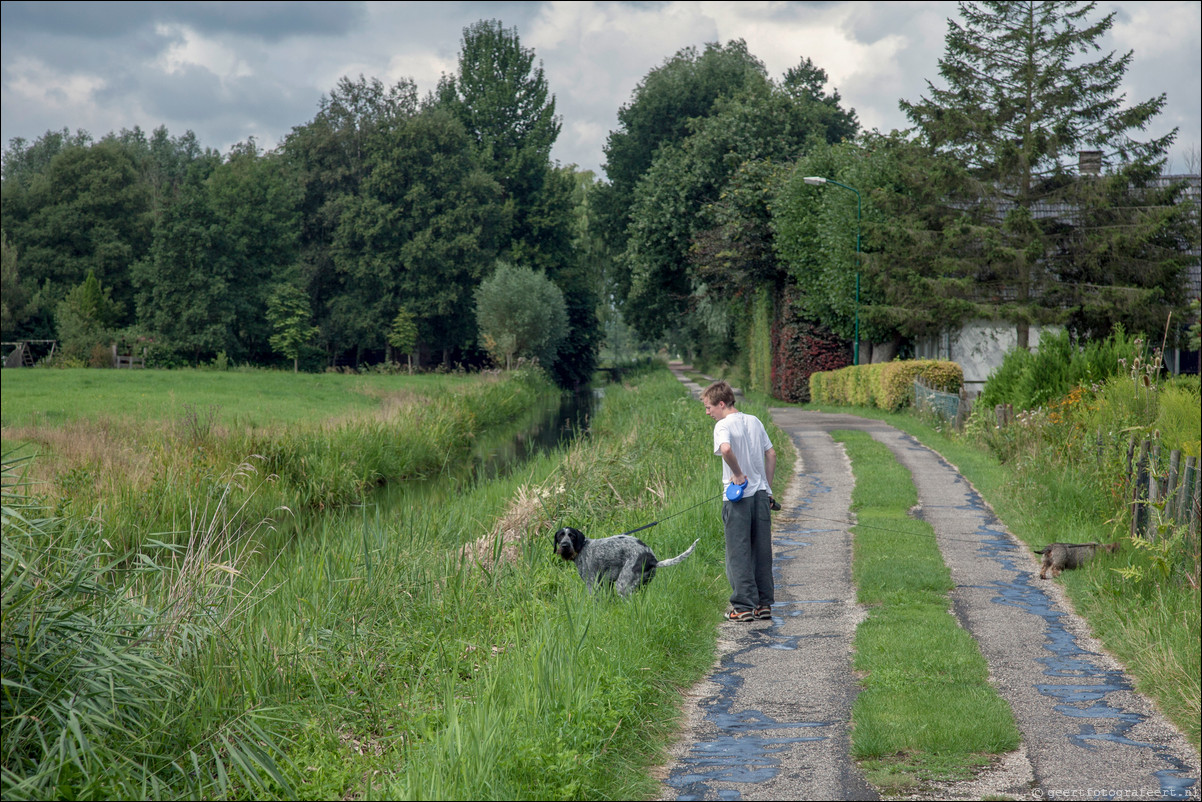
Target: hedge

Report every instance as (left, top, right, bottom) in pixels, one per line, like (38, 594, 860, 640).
(810, 360, 963, 411)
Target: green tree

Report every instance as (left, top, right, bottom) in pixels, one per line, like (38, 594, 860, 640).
(281, 75, 421, 366)
(437, 20, 600, 386)
(549, 166, 605, 389)
(776, 133, 1016, 367)
(387, 307, 418, 372)
(132, 143, 300, 364)
(332, 103, 508, 365)
(56, 269, 122, 363)
(474, 261, 568, 370)
(131, 160, 229, 364)
(1, 231, 32, 339)
(438, 19, 565, 271)
(267, 284, 319, 373)
(597, 41, 768, 261)
(1, 139, 151, 324)
(617, 51, 857, 351)
(899, 0, 1185, 348)
(205, 141, 301, 362)
(109, 125, 208, 223)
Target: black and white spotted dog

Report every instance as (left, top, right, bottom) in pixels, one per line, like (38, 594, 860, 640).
(553, 526, 700, 597)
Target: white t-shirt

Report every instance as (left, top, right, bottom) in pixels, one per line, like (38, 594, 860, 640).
(712, 411, 773, 494)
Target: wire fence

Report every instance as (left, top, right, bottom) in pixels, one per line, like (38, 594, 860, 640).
(913, 378, 973, 430)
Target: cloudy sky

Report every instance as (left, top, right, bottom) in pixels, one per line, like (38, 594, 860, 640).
(2, 1, 1199, 176)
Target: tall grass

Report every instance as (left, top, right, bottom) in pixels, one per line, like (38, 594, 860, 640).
(5, 364, 794, 798)
(3, 368, 558, 554)
(1, 454, 291, 800)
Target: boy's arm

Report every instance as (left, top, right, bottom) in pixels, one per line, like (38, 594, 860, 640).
(718, 442, 746, 485)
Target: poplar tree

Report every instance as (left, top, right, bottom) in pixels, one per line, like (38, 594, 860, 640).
(900, 1, 1189, 348)
(438, 19, 564, 271)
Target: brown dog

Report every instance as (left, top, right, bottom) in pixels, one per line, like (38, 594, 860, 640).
(1033, 542, 1120, 579)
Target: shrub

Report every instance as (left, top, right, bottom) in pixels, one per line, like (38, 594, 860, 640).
(771, 307, 850, 403)
(977, 326, 1147, 414)
(809, 360, 963, 410)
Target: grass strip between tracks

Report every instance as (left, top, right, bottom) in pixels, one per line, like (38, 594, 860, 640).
(833, 429, 1021, 794)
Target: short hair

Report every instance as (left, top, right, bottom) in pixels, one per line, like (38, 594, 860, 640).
(701, 380, 735, 407)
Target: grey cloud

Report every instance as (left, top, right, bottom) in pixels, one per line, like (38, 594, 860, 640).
(1, 1, 368, 41)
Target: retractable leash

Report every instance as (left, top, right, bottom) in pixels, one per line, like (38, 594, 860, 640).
(617, 491, 723, 537)
(617, 487, 782, 537)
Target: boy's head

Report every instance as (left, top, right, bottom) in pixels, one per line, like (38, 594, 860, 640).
(701, 381, 736, 420)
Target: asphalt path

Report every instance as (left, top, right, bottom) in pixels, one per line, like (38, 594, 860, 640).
(657, 367, 1200, 801)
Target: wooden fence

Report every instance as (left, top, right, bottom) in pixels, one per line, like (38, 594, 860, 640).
(1126, 436, 1201, 540)
(993, 403, 1199, 540)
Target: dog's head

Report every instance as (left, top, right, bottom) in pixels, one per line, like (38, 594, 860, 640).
(553, 527, 586, 562)
(1100, 542, 1121, 555)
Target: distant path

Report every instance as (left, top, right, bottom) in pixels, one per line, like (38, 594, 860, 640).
(658, 365, 1200, 801)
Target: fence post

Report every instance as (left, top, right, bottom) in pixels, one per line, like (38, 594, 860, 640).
(1191, 462, 1200, 539)
(1148, 443, 1163, 540)
(955, 387, 970, 431)
(1181, 457, 1197, 536)
(1131, 439, 1151, 539)
(1167, 450, 1181, 528)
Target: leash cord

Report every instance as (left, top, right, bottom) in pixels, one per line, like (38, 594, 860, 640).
(618, 494, 1014, 547)
(619, 491, 724, 537)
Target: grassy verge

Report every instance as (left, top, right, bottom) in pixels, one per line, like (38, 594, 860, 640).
(816, 403, 1200, 753)
(2, 367, 556, 551)
(832, 429, 1020, 793)
(375, 367, 794, 799)
(2, 364, 794, 799)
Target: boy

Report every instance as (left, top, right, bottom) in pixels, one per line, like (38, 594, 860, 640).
(701, 381, 776, 622)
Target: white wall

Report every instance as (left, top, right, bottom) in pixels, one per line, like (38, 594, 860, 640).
(914, 321, 1062, 393)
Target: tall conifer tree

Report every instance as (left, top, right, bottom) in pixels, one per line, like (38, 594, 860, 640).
(900, 1, 1188, 348)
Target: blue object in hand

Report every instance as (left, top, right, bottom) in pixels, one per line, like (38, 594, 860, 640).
(725, 480, 747, 502)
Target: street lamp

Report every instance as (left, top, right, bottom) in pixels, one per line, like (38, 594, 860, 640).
(804, 176, 861, 366)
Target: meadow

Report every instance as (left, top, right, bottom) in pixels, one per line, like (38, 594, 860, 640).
(2, 364, 793, 800)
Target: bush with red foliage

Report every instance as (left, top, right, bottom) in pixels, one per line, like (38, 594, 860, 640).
(771, 291, 851, 403)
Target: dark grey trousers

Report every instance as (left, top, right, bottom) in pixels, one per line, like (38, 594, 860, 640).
(722, 489, 774, 610)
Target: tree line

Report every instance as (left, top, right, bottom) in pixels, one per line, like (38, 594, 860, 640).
(2, 20, 599, 388)
(3, 3, 1198, 392)
(595, 1, 1197, 396)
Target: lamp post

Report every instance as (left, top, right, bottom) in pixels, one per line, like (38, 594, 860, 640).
(804, 176, 861, 366)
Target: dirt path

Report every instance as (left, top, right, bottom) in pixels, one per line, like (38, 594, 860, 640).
(658, 367, 1200, 801)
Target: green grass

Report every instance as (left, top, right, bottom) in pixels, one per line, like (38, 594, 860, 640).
(0, 366, 478, 431)
(833, 429, 1020, 794)
(815, 401, 1200, 754)
(2, 364, 795, 800)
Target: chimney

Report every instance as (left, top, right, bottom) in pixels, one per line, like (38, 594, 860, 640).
(1078, 151, 1103, 175)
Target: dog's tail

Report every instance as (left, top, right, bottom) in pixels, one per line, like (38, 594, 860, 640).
(656, 538, 700, 567)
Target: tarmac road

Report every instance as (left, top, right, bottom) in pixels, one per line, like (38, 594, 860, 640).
(658, 367, 1200, 801)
